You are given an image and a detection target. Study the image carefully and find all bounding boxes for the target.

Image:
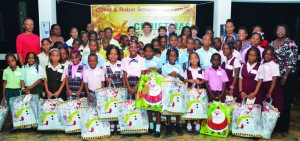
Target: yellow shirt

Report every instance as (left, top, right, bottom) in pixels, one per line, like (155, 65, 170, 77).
(123, 50, 130, 58)
(99, 49, 107, 61)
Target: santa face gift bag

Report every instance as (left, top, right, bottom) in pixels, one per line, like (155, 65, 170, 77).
(9, 94, 38, 129)
(58, 98, 87, 133)
(37, 99, 64, 131)
(136, 72, 164, 112)
(182, 88, 208, 120)
(80, 106, 110, 140)
(161, 80, 187, 115)
(118, 100, 149, 134)
(0, 106, 9, 130)
(96, 88, 128, 121)
(200, 101, 233, 138)
(261, 99, 280, 139)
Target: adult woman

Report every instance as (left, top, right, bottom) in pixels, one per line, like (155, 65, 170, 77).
(49, 24, 64, 45)
(16, 18, 40, 66)
(270, 23, 298, 132)
(221, 19, 238, 43)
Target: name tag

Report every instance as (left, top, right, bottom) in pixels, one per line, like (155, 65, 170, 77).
(226, 65, 233, 70)
(75, 72, 81, 77)
(197, 73, 203, 79)
(94, 70, 100, 75)
(251, 70, 257, 74)
(57, 69, 63, 73)
(216, 71, 222, 76)
(14, 71, 21, 76)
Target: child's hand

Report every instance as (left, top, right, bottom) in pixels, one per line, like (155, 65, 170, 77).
(53, 91, 60, 97)
(106, 78, 112, 84)
(189, 79, 196, 83)
(75, 90, 81, 97)
(209, 92, 215, 100)
(172, 72, 179, 78)
(152, 67, 159, 72)
(2, 96, 5, 101)
(133, 85, 138, 94)
(88, 96, 94, 102)
(248, 92, 256, 99)
(240, 92, 247, 99)
(266, 92, 272, 99)
(146, 68, 153, 73)
(195, 80, 203, 85)
(128, 88, 134, 95)
(280, 77, 287, 86)
(46, 91, 53, 98)
(67, 89, 72, 96)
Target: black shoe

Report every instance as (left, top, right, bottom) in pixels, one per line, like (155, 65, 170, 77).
(193, 130, 200, 135)
(187, 129, 193, 135)
(117, 131, 121, 135)
(175, 125, 183, 136)
(165, 125, 172, 137)
(148, 128, 154, 134)
(135, 134, 141, 137)
(154, 131, 161, 138)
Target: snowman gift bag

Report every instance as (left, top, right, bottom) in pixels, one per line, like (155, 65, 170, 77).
(96, 88, 128, 121)
(0, 106, 9, 130)
(80, 106, 110, 140)
(118, 100, 149, 134)
(261, 99, 280, 139)
(10, 94, 38, 129)
(58, 98, 87, 133)
(37, 98, 64, 131)
(200, 101, 233, 138)
(135, 71, 164, 111)
(182, 88, 208, 120)
(161, 80, 186, 115)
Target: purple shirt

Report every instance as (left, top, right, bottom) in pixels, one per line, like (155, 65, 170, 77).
(204, 67, 229, 91)
(83, 67, 105, 91)
(65, 62, 86, 79)
(241, 45, 264, 64)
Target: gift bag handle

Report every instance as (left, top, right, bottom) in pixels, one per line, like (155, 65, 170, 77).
(264, 98, 273, 105)
(108, 79, 116, 89)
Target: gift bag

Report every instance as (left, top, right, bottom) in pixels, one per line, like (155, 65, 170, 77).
(80, 106, 110, 140)
(231, 99, 262, 138)
(135, 71, 164, 111)
(161, 80, 187, 115)
(200, 101, 233, 138)
(182, 88, 208, 120)
(0, 106, 8, 130)
(58, 98, 87, 133)
(261, 99, 280, 139)
(96, 88, 128, 121)
(9, 94, 38, 129)
(37, 98, 64, 131)
(118, 100, 149, 134)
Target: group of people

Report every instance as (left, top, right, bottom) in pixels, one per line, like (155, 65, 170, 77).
(3, 18, 298, 137)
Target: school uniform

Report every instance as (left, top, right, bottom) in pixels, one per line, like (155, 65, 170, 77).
(3, 66, 21, 109)
(160, 47, 188, 66)
(42, 63, 66, 100)
(61, 60, 71, 68)
(195, 47, 218, 70)
(102, 61, 123, 88)
(83, 67, 105, 106)
(238, 62, 264, 105)
(219, 49, 242, 63)
(145, 56, 162, 70)
(122, 55, 146, 99)
(65, 62, 86, 100)
(38, 52, 49, 68)
(82, 52, 106, 68)
(161, 63, 184, 81)
(21, 64, 43, 98)
(240, 46, 264, 64)
(204, 67, 229, 102)
(221, 57, 241, 98)
(184, 67, 205, 88)
(261, 61, 284, 111)
(78, 45, 90, 57)
(182, 50, 196, 70)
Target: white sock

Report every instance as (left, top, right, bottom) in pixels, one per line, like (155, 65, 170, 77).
(149, 122, 154, 129)
(195, 124, 200, 131)
(117, 124, 120, 131)
(187, 123, 192, 130)
(155, 124, 161, 132)
(110, 124, 115, 131)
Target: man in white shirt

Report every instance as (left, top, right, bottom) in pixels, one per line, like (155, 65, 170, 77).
(139, 22, 156, 45)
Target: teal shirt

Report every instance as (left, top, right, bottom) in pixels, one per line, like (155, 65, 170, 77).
(161, 63, 184, 81)
(21, 64, 43, 87)
(160, 47, 188, 66)
(82, 53, 106, 68)
(145, 56, 162, 69)
(195, 47, 218, 70)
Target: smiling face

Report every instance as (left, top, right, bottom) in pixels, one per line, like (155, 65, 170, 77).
(105, 29, 113, 38)
(52, 25, 61, 36)
(23, 19, 34, 33)
(169, 36, 178, 48)
(108, 48, 118, 62)
(238, 29, 248, 41)
(264, 49, 273, 62)
(129, 42, 138, 57)
(143, 25, 151, 34)
(168, 50, 178, 65)
(250, 34, 261, 47)
(42, 40, 51, 53)
(222, 44, 233, 57)
(276, 26, 287, 38)
(27, 53, 36, 65)
(202, 35, 212, 48)
(88, 56, 98, 69)
(60, 49, 68, 62)
(225, 22, 234, 34)
(70, 28, 78, 38)
(160, 37, 167, 48)
(189, 53, 199, 67)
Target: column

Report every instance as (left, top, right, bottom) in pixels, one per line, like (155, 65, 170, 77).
(213, 0, 232, 37)
(38, 0, 57, 39)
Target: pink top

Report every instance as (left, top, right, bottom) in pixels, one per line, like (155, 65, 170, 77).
(240, 45, 264, 64)
(204, 67, 229, 91)
(121, 55, 146, 78)
(16, 33, 41, 62)
(83, 67, 105, 91)
(65, 62, 86, 79)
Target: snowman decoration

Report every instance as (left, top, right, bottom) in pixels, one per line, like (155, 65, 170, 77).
(125, 111, 141, 128)
(104, 99, 118, 114)
(144, 76, 162, 105)
(169, 93, 182, 110)
(236, 115, 254, 132)
(14, 101, 33, 125)
(66, 101, 81, 126)
(186, 100, 201, 116)
(207, 106, 228, 135)
(41, 101, 60, 127)
(86, 110, 100, 133)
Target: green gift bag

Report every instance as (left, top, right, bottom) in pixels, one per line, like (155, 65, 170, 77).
(200, 101, 233, 138)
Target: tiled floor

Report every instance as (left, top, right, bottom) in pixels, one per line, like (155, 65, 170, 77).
(0, 99, 299, 141)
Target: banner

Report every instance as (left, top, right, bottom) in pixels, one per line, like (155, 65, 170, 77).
(91, 4, 196, 38)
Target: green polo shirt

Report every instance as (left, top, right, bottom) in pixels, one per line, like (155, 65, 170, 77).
(2, 66, 22, 88)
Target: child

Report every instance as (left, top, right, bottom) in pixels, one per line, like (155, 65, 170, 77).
(67, 46, 73, 61)
(21, 52, 43, 98)
(151, 39, 161, 50)
(58, 47, 71, 67)
(204, 53, 229, 102)
(183, 37, 195, 70)
(154, 48, 161, 58)
(83, 54, 105, 106)
(79, 32, 90, 57)
(66, 27, 78, 46)
(65, 49, 86, 100)
(120, 35, 130, 58)
(184, 52, 205, 135)
(181, 34, 187, 50)
(241, 32, 265, 64)
(143, 44, 162, 138)
(99, 37, 110, 60)
(194, 39, 202, 50)
(82, 39, 106, 68)
(196, 35, 218, 70)
(221, 42, 241, 98)
(177, 36, 183, 49)
(38, 38, 51, 69)
(43, 49, 66, 100)
(238, 47, 264, 105)
(161, 48, 184, 136)
(2, 53, 21, 131)
(225, 36, 235, 43)
(158, 36, 167, 52)
(212, 37, 222, 52)
(261, 47, 284, 111)
(122, 40, 146, 100)
(234, 40, 242, 52)
(138, 48, 145, 58)
(72, 38, 81, 49)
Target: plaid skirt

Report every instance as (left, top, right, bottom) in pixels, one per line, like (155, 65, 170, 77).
(127, 76, 140, 100)
(4, 88, 21, 110)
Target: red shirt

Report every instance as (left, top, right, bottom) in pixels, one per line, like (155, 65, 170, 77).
(16, 33, 41, 62)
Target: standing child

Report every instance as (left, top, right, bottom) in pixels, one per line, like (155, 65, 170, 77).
(38, 38, 51, 69)
(79, 32, 90, 57)
(99, 37, 110, 60)
(196, 35, 218, 70)
(183, 37, 195, 70)
(83, 54, 105, 106)
(161, 48, 184, 136)
(21, 52, 43, 98)
(65, 49, 86, 100)
(2, 53, 21, 131)
(144, 44, 162, 138)
(158, 36, 167, 52)
(194, 39, 202, 50)
(81, 39, 106, 68)
(43, 49, 66, 100)
(120, 35, 130, 59)
(241, 32, 265, 64)
(204, 53, 229, 102)
(184, 52, 205, 135)
(261, 47, 284, 111)
(58, 47, 71, 67)
(221, 42, 241, 98)
(138, 48, 145, 58)
(122, 40, 146, 100)
(238, 47, 264, 105)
